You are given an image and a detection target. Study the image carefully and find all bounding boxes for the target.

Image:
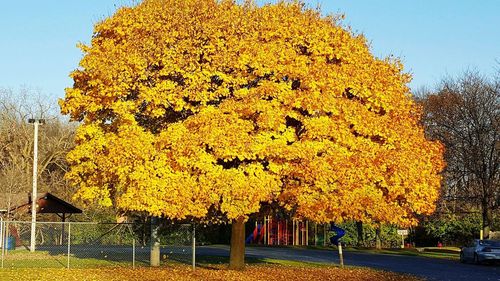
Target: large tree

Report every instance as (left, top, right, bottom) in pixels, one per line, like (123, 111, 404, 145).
(420, 71, 499, 238)
(60, 0, 444, 269)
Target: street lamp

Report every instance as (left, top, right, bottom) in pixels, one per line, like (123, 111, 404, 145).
(28, 118, 44, 252)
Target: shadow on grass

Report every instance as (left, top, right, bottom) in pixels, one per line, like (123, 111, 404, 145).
(3, 246, 151, 268)
(169, 255, 336, 270)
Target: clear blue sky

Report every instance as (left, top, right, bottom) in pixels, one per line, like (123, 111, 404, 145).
(1, 0, 498, 104)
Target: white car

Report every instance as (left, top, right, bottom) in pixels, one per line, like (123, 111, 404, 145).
(460, 239, 500, 264)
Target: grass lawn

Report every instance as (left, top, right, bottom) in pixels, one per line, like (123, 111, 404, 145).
(345, 246, 460, 261)
(301, 245, 460, 261)
(4, 246, 461, 280)
(0, 248, 149, 268)
(0, 250, 425, 280)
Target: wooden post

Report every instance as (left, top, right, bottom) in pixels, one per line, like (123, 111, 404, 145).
(302, 221, 305, 245)
(295, 220, 300, 246)
(264, 217, 267, 245)
(324, 223, 327, 246)
(306, 221, 309, 246)
(268, 217, 272, 245)
(338, 241, 344, 267)
(285, 220, 288, 245)
(277, 220, 280, 245)
(294, 220, 297, 245)
(299, 221, 302, 245)
(314, 223, 317, 246)
(267, 217, 270, 245)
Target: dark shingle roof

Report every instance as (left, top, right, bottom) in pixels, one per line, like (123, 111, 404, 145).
(0, 193, 82, 214)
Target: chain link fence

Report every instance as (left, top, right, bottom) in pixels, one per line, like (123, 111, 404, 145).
(0, 220, 194, 269)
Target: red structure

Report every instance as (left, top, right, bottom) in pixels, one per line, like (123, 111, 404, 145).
(246, 216, 336, 246)
(267, 218, 288, 245)
(247, 217, 313, 246)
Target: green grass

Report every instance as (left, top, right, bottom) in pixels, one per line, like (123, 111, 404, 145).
(1, 244, 459, 270)
(1, 249, 150, 268)
(303, 245, 460, 260)
(278, 244, 460, 261)
(194, 255, 332, 268)
(192, 254, 425, 281)
(2, 249, 336, 270)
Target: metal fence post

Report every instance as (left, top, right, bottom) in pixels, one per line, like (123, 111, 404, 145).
(132, 238, 136, 269)
(67, 222, 71, 269)
(1, 219, 4, 269)
(338, 241, 344, 267)
(192, 224, 196, 270)
(0, 217, 3, 250)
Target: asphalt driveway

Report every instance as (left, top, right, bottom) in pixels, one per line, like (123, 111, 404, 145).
(196, 245, 499, 281)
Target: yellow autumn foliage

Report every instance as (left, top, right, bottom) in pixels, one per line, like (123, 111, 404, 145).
(60, 0, 444, 226)
(0, 264, 424, 281)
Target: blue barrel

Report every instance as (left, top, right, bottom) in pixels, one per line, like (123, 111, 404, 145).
(6, 236, 15, 250)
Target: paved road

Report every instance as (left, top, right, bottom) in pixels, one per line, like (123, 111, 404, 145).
(196, 245, 499, 281)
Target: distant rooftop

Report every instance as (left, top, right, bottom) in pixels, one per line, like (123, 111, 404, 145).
(0, 192, 82, 216)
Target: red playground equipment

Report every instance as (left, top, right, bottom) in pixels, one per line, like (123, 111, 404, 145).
(246, 216, 336, 246)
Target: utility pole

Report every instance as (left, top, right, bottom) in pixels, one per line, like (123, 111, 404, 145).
(28, 118, 44, 252)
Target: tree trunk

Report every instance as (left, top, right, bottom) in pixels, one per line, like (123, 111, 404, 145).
(375, 227, 381, 250)
(150, 216, 160, 267)
(482, 204, 492, 239)
(356, 221, 364, 246)
(229, 217, 245, 270)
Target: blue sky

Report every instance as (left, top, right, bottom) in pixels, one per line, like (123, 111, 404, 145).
(0, 0, 498, 104)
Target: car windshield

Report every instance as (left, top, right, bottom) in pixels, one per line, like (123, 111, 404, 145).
(479, 240, 500, 247)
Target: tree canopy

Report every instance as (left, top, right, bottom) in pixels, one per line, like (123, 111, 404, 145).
(60, 0, 444, 228)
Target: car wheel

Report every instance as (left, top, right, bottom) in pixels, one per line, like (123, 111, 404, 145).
(459, 252, 466, 263)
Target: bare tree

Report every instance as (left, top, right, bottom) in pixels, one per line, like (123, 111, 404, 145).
(0, 87, 76, 218)
(420, 70, 499, 238)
